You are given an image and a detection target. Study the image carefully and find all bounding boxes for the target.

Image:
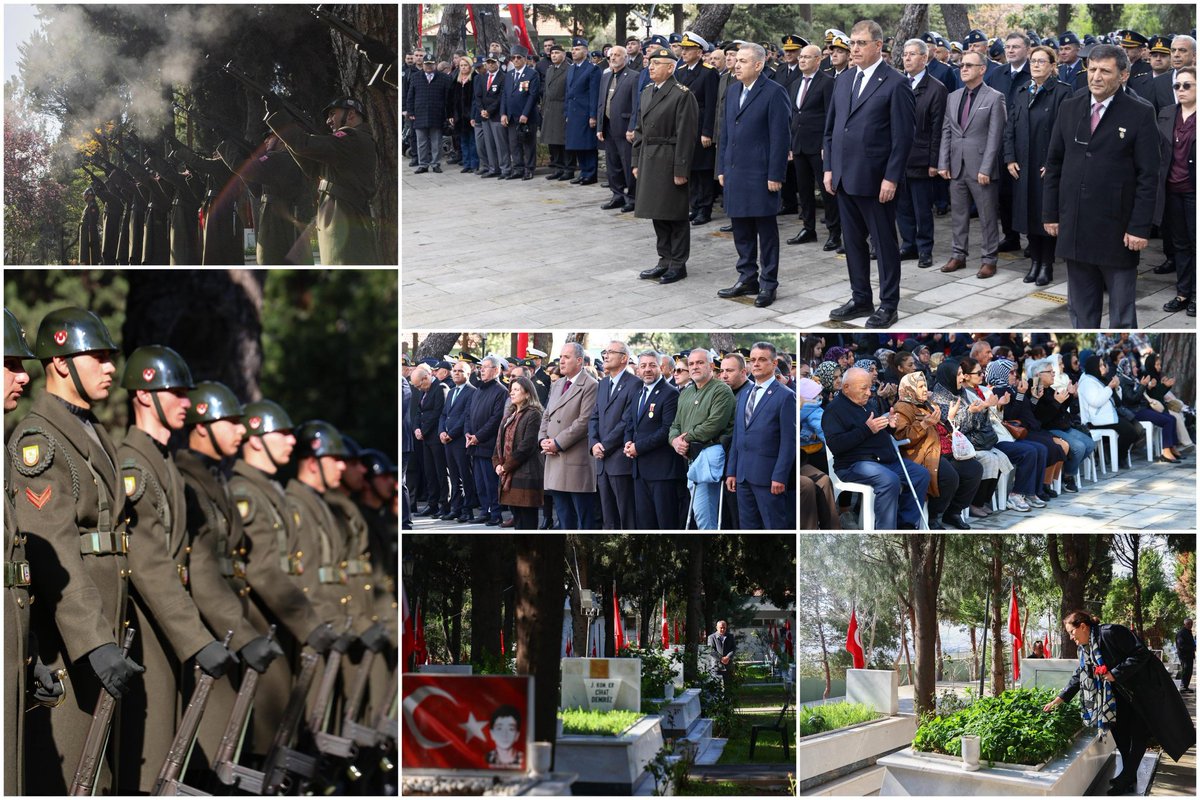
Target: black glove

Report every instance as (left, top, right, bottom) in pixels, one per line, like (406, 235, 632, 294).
(359, 622, 388, 654)
(240, 635, 285, 674)
(306, 622, 339, 654)
(194, 640, 239, 679)
(331, 631, 358, 655)
(88, 642, 145, 699)
(32, 656, 65, 705)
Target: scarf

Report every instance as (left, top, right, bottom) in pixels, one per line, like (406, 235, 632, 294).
(985, 358, 1016, 389)
(1078, 625, 1118, 731)
(1116, 356, 1137, 382)
(897, 371, 929, 405)
(814, 361, 840, 394)
(854, 357, 879, 374)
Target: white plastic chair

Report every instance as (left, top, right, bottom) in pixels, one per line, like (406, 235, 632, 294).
(826, 448, 876, 531)
(1090, 429, 1119, 475)
(1136, 420, 1162, 462)
(991, 467, 1010, 512)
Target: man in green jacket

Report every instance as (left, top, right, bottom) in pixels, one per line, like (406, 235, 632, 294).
(668, 348, 734, 528)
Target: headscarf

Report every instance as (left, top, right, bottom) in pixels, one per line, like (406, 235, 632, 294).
(912, 344, 930, 361)
(985, 357, 1016, 388)
(1143, 353, 1161, 381)
(814, 361, 840, 393)
(1116, 355, 1137, 382)
(854, 357, 879, 374)
(874, 348, 895, 364)
(824, 345, 850, 363)
(897, 371, 929, 405)
(933, 357, 962, 393)
(797, 377, 822, 402)
(1082, 355, 1105, 382)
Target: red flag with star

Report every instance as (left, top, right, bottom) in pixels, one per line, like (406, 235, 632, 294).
(661, 594, 669, 649)
(402, 674, 533, 770)
(1008, 584, 1023, 682)
(846, 606, 865, 669)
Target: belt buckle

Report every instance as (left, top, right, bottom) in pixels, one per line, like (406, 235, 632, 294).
(232, 560, 247, 580)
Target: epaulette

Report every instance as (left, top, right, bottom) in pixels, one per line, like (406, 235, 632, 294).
(678, 84, 690, 92)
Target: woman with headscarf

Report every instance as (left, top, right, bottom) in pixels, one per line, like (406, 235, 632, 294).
(799, 377, 828, 474)
(799, 377, 839, 529)
(930, 357, 1013, 518)
(910, 344, 933, 384)
(1115, 355, 1186, 463)
(987, 357, 1069, 498)
(963, 356, 1047, 511)
(1142, 353, 1195, 450)
(1078, 355, 1143, 460)
(824, 346, 854, 372)
(855, 357, 895, 411)
(892, 371, 981, 529)
(813, 361, 841, 406)
(1031, 356, 1097, 492)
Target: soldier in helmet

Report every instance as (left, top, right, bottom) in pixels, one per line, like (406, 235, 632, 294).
(115, 347, 239, 793)
(232, 132, 316, 265)
(353, 448, 399, 726)
(79, 187, 102, 265)
(8, 308, 143, 794)
(266, 97, 380, 265)
(228, 400, 339, 756)
(174, 381, 283, 776)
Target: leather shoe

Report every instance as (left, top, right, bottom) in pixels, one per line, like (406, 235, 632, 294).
(456, 515, 473, 523)
(1035, 263, 1053, 286)
(898, 248, 918, 261)
(468, 515, 491, 524)
(754, 290, 776, 308)
(640, 265, 668, 280)
(505, 171, 522, 180)
(997, 235, 1022, 252)
(500, 517, 516, 528)
(1189, 300, 1196, 317)
(917, 254, 933, 268)
(717, 281, 761, 298)
(688, 210, 698, 221)
(522, 171, 533, 180)
(865, 307, 898, 328)
(409, 158, 419, 167)
(417, 505, 439, 517)
(439, 512, 457, 521)
(1163, 296, 1190, 313)
(787, 229, 817, 245)
(1153, 258, 1176, 274)
(431, 165, 443, 173)
(460, 166, 474, 173)
(621, 203, 635, 212)
(485, 518, 502, 526)
(829, 299, 874, 320)
(1023, 261, 1039, 283)
(976, 262, 997, 279)
(538, 518, 554, 530)
(691, 212, 711, 226)
(823, 236, 841, 251)
(579, 177, 598, 185)
(778, 206, 798, 216)
(557, 172, 575, 181)
(659, 268, 687, 284)
(940, 257, 966, 273)
(414, 166, 428, 174)
(943, 514, 971, 530)
(719, 223, 734, 232)
(569, 175, 584, 184)
(600, 198, 624, 210)
(545, 170, 563, 180)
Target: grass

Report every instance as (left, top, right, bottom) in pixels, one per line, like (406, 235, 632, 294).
(558, 707, 643, 736)
(799, 701, 879, 738)
(680, 779, 793, 795)
(716, 709, 796, 764)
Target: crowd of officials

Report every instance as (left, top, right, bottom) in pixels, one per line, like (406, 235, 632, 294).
(402, 340, 797, 530)
(404, 20, 1196, 322)
(799, 332, 1195, 530)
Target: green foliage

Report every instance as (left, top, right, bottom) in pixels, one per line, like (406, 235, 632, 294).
(472, 648, 514, 675)
(799, 701, 879, 738)
(621, 645, 676, 700)
(692, 663, 740, 738)
(558, 707, 642, 737)
(912, 688, 1082, 767)
(717, 708, 795, 764)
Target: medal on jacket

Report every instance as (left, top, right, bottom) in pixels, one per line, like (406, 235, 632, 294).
(1118, 127, 1126, 139)
(649, 403, 655, 419)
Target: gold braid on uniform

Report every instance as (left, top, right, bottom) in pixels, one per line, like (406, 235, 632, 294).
(10, 428, 81, 501)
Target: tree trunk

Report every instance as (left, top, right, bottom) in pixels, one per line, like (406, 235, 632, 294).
(402, 4, 422, 54)
(1160, 333, 1195, 405)
(532, 333, 554, 359)
(866, 603, 878, 666)
(815, 583, 831, 698)
(907, 534, 945, 717)
(450, 581, 463, 662)
(684, 536, 704, 683)
(672, 5, 685, 36)
(471, 534, 503, 661)
(688, 5, 733, 43)
(570, 535, 591, 661)
(1087, 5, 1124, 39)
(709, 332, 735, 355)
(798, 5, 812, 24)
(1048, 534, 1111, 659)
(615, 8, 627, 48)
(473, 5, 511, 53)
(940, 5, 970, 43)
(935, 626, 943, 681)
(1057, 6, 1073, 37)
(898, 605, 913, 685)
(414, 331, 465, 361)
(969, 626, 977, 681)
(514, 534, 565, 765)
(435, 5, 468, 64)
(893, 4, 929, 68)
(990, 536, 1005, 695)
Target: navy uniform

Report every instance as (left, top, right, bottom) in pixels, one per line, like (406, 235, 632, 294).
(1056, 32, 1088, 93)
(774, 34, 808, 217)
(822, 33, 852, 81)
(675, 32, 720, 225)
(528, 350, 553, 406)
(565, 36, 602, 184)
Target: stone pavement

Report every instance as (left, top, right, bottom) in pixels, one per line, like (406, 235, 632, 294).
(401, 166, 1189, 329)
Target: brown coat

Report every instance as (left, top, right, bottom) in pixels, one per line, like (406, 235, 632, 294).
(493, 406, 545, 508)
(892, 400, 945, 497)
(538, 371, 599, 493)
(4, 456, 29, 795)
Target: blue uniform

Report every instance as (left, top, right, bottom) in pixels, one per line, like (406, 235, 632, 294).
(565, 59, 601, 178)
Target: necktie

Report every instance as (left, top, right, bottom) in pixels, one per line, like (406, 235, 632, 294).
(450, 385, 460, 407)
(960, 88, 973, 128)
(739, 84, 748, 108)
(910, 76, 917, 91)
(1090, 101, 1102, 134)
(563, 378, 573, 394)
(797, 75, 811, 109)
(851, 69, 864, 104)
(606, 70, 618, 119)
(639, 386, 650, 416)
(487, 72, 495, 91)
(745, 385, 760, 425)
(610, 375, 619, 398)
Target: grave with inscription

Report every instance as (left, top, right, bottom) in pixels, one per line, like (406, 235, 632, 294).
(560, 657, 641, 712)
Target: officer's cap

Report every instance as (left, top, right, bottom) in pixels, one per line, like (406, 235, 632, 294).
(921, 31, 940, 45)
(989, 39, 1005, 59)
(572, 36, 589, 47)
(824, 29, 846, 44)
(723, 40, 741, 53)
(434, 360, 452, 371)
(589, 50, 602, 59)
(1083, 34, 1098, 46)
(484, 53, 499, 62)
(647, 46, 675, 62)
(1119, 30, 1148, 48)
(322, 97, 366, 117)
(964, 29, 988, 46)
(419, 357, 438, 367)
(680, 31, 708, 50)
(829, 35, 851, 52)
(1042, 37, 1059, 50)
(781, 34, 807, 50)
(950, 41, 963, 53)
(505, 356, 521, 365)
(668, 33, 682, 44)
(1149, 35, 1173, 55)
(459, 353, 481, 365)
(1059, 31, 1081, 47)
(526, 346, 547, 358)
(646, 34, 669, 49)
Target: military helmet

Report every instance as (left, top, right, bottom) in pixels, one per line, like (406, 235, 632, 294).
(341, 433, 363, 459)
(5, 308, 36, 359)
(185, 381, 242, 424)
(295, 420, 350, 458)
(322, 96, 366, 117)
(121, 345, 194, 391)
(34, 307, 118, 359)
(242, 399, 294, 435)
(360, 448, 398, 477)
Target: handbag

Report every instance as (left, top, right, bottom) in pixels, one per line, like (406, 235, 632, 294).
(936, 421, 953, 456)
(1002, 420, 1028, 440)
(950, 420, 976, 460)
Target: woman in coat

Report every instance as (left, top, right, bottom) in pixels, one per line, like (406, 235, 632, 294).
(492, 377, 545, 529)
(1157, 66, 1196, 315)
(892, 371, 980, 529)
(1003, 45, 1072, 286)
(1043, 610, 1195, 795)
(453, 58, 480, 172)
(1078, 355, 1142, 459)
(1115, 356, 1185, 463)
(987, 357, 1068, 497)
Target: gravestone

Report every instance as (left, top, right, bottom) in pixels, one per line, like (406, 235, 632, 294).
(560, 657, 641, 712)
(666, 645, 685, 688)
(1023, 658, 1081, 692)
(846, 668, 899, 715)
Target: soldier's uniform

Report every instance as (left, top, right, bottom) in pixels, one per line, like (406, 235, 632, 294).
(267, 98, 379, 265)
(674, 32, 720, 225)
(93, 175, 126, 265)
(179, 143, 248, 266)
(236, 145, 315, 265)
(10, 309, 131, 794)
(79, 190, 102, 265)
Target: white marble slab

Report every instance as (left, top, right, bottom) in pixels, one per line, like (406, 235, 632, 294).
(658, 688, 702, 734)
(800, 714, 917, 786)
(561, 657, 641, 712)
(846, 669, 899, 715)
(555, 714, 664, 793)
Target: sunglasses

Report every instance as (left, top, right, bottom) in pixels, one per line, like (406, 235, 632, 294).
(1174, 82, 1195, 90)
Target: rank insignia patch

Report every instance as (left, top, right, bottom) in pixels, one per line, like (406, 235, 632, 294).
(25, 486, 52, 509)
(124, 475, 137, 495)
(22, 445, 39, 467)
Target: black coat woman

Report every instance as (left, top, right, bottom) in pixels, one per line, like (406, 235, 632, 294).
(1043, 610, 1195, 795)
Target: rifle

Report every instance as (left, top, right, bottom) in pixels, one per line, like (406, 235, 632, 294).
(152, 630, 234, 796)
(216, 651, 320, 794)
(211, 625, 274, 780)
(311, 5, 397, 87)
(307, 617, 358, 760)
(172, 104, 254, 153)
(339, 649, 381, 748)
(69, 628, 136, 796)
(214, 57, 324, 136)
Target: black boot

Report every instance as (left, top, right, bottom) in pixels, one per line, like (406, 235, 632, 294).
(1023, 260, 1039, 283)
(1035, 262, 1053, 287)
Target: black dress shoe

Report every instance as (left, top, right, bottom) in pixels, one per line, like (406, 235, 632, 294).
(538, 518, 554, 530)
(865, 307, 898, 328)
(943, 514, 971, 530)
(620, 203, 635, 212)
(898, 248, 918, 260)
(1023, 246, 1031, 258)
(414, 166, 429, 174)
(505, 171, 521, 180)
(1035, 263, 1053, 286)
(1153, 257, 1176, 274)
(431, 165, 443, 173)
(717, 281, 761, 298)
(778, 206, 798, 216)
(719, 224, 733, 232)
(823, 236, 841, 251)
(522, 172, 533, 180)
(640, 265, 668, 280)
(1163, 295, 1190, 313)
(997, 235, 1022, 252)
(1189, 300, 1196, 317)
(659, 268, 687, 284)
(917, 254, 933, 268)
(485, 518, 502, 526)
(417, 506, 440, 517)
(468, 515, 491, 524)
(568, 175, 584, 184)
(579, 177, 598, 185)
(691, 212, 711, 226)
(934, 205, 949, 216)
(787, 229, 817, 245)
(829, 299, 874, 320)
(478, 170, 494, 178)
(409, 158, 419, 167)
(836, 245, 846, 254)
(600, 198, 624, 210)
(1023, 261, 1039, 283)
(754, 290, 776, 308)
(546, 170, 563, 180)
(460, 166, 474, 173)
(688, 209, 698, 221)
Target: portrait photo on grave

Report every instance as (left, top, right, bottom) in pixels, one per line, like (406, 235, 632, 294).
(400, 532, 797, 796)
(800, 330, 1198, 532)
(799, 533, 1198, 797)
(401, 330, 799, 531)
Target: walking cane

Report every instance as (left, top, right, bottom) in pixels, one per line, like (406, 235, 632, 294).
(891, 436, 929, 530)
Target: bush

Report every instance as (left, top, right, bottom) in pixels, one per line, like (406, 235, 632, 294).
(912, 688, 1082, 766)
(799, 701, 879, 737)
(559, 707, 643, 736)
(620, 645, 677, 700)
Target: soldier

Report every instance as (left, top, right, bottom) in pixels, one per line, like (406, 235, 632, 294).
(235, 133, 316, 265)
(267, 97, 380, 265)
(229, 401, 339, 758)
(175, 141, 249, 266)
(79, 187, 102, 265)
(116, 347, 238, 793)
(540, 44, 572, 180)
(675, 32, 720, 226)
(10, 308, 143, 794)
(93, 171, 126, 265)
(174, 381, 283, 775)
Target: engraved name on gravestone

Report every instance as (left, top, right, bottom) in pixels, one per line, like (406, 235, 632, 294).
(561, 657, 642, 712)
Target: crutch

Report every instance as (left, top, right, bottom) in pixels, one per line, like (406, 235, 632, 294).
(891, 436, 929, 530)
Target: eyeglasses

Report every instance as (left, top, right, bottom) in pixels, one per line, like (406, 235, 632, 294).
(848, 39, 874, 49)
(965, 370, 982, 376)
(960, 62, 984, 69)
(1029, 58, 1052, 65)
(674, 367, 688, 373)
(1174, 82, 1195, 90)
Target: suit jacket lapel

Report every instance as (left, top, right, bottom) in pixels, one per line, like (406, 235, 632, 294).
(853, 65, 886, 113)
(735, 81, 757, 119)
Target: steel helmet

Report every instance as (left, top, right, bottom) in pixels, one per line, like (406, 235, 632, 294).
(185, 381, 242, 424)
(121, 345, 194, 391)
(4, 308, 35, 359)
(34, 307, 118, 359)
(242, 400, 294, 435)
(295, 420, 350, 458)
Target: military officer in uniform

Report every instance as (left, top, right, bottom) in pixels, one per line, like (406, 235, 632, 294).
(1120, 30, 1154, 80)
(633, 45, 700, 285)
(235, 132, 315, 265)
(675, 32, 720, 226)
(116, 347, 238, 793)
(267, 97, 379, 265)
(527, 348, 553, 406)
(10, 308, 143, 794)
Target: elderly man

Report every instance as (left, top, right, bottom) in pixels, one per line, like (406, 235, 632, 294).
(669, 349, 735, 529)
(588, 341, 637, 528)
(406, 54, 454, 174)
(624, 350, 684, 529)
(717, 42, 792, 308)
(596, 46, 640, 211)
(500, 45, 541, 180)
(438, 360, 478, 522)
(475, 54, 510, 178)
(787, 44, 839, 250)
(1044, 44, 1160, 327)
(566, 36, 602, 186)
(539, 343, 599, 528)
(725, 343, 796, 529)
(986, 32, 1033, 252)
(411, 365, 449, 517)
(823, 366, 931, 529)
(465, 355, 508, 525)
(897, 38, 948, 269)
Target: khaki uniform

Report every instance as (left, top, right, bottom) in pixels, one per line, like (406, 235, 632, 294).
(4, 455, 30, 795)
(117, 428, 213, 793)
(632, 75, 699, 221)
(79, 201, 101, 265)
(237, 149, 315, 265)
(350, 497, 400, 727)
(9, 393, 130, 794)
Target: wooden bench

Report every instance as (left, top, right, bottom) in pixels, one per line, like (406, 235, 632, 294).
(748, 697, 792, 760)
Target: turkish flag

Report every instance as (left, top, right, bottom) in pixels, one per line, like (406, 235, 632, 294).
(785, 619, 794, 657)
(508, 4, 534, 52)
(661, 596, 669, 649)
(1008, 585, 1023, 682)
(500, 627, 506, 657)
(612, 582, 625, 654)
(402, 674, 532, 771)
(846, 607, 865, 669)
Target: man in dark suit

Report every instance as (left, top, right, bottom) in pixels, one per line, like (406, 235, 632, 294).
(437, 360, 478, 523)
(465, 355, 509, 525)
(707, 620, 736, 691)
(404, 55, 453, 174)
(500, 46, 541, 180)
(1177, 619, 1195, 692)
(987, 32, 1033, 252)
(588, 342, 637, 529)
(787, 44, 839, 249)
(773, 34, 808, 218)
(725, 343, 796, 530)
(897, 38, 948, 269)
(475, 54, 509, 178)
(1043, 44, 1160, 327)
(717, 42, 792, 309)
(824, 19, 916, 328)
(411, 365, 448, 517)
(596, 45, 640, 211)
(675, 32, 720, 226)
(623, 351, 683, 530)
(565, 36, 602, 185)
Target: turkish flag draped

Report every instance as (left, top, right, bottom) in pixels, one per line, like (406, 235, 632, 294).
(845, 606, 865, 669)
(508, 5, 534, 52)
(403, 675, 532, 770)
(612, 582, 625, 654)
(1008, 585, 1023, 682)
(661, 595, 669, 649)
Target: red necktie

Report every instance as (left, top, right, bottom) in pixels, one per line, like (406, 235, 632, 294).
(562, 379, 573, 393)
(487, 72, 495, 91)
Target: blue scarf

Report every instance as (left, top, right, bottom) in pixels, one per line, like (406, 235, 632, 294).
(1078, 625, 1117, 731)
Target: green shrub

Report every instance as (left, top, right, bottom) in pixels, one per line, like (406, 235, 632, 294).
(559, 707, 643, 736)
(912, 688, 1082, 766)
(799, 701, 879, 737)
